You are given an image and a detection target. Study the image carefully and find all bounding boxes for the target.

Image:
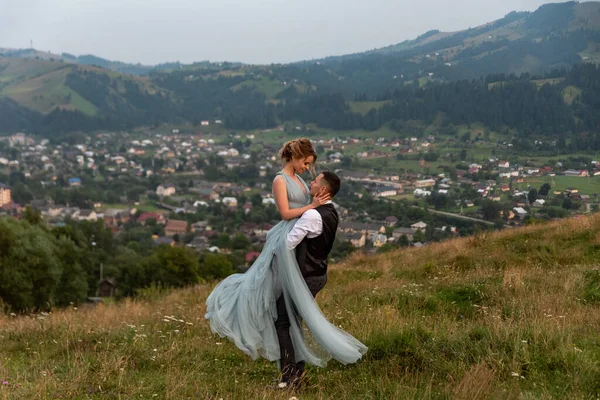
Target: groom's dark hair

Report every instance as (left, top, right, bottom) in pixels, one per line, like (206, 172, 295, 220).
(321, 171, 341, 197)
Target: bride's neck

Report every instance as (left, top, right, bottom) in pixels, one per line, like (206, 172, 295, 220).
(282, 164, 295, 176)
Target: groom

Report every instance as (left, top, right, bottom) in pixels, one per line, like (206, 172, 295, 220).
(275, 171, 341, 388)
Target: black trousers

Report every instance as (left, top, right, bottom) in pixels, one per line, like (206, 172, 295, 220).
(275, 274, 327, 381)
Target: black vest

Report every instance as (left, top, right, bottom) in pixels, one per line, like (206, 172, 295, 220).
(295, 204, 339, 278)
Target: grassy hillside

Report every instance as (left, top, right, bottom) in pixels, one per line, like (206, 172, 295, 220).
(1, 66, 98, 116)
(3, 215, 600, 398)
(319, 2, 600, 85)
(0, 59, 172, 118)
(0, 57, 65, 86)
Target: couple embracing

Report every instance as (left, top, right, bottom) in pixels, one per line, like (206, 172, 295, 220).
(205, 138, 367, 388)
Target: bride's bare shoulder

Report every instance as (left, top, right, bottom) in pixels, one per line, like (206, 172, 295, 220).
(273, 174, 285, 185)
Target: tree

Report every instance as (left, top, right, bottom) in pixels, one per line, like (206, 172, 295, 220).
(538, 183, 551, 197)
(199, 253, 235, 280)
(562, 198, 573, 210)
(0, 218, 62, 311)
(398, 235, 410, 247)
(231, 233, 250, 250)
(527, 188, 538, 204)
(377, 243, 396, 253)
(53, 236, 88, 306)
(412, 229, 425, 243)
(23, 206, 42, 225)
(481, 199, 502, 221)
(146, 246, 200, 288)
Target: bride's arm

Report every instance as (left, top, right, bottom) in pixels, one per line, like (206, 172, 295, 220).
(273, 175, 323, 220)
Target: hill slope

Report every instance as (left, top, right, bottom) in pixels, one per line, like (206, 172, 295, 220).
(312, 1, 600, 94)
(2, 215, 600, 397)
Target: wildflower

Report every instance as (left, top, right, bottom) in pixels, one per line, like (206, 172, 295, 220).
(2, 381, 8, 385)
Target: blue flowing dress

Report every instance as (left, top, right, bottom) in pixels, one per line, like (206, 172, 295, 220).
(205, 171, 367, 368)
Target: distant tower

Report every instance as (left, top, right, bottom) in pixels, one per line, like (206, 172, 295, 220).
(30, 39, 33, 49)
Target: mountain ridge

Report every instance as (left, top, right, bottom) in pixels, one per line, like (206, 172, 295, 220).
(2, 2, 599, 74)
(1, 1, 600, 136)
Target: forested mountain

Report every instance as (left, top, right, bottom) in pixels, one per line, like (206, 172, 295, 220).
(1, 1, 600, 138)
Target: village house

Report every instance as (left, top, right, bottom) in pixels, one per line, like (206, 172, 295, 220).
(0, 182, 11, 206)
(338, 222, 386, 235)
(253, 223, 274, 237)
(371, 186, 397, 198)
(369, 233, 388, 247)
(165, 219, 189, 236)
(564, 169, 589, 177)
(187, 236, 209, 251)
(513, 207, 528, 219)
(222, 197, 238, 209)
(532, 199, 546, 208)
(245, 251, 261, 264)
(68, 177, 81, 187)
(385, 216, 398, 227)
(411, 221, 427, 231)
(392, 228, 415, 242)
(344, 232, 366, 248)
(75, 209, 98, 222)
(137, 212, 166, 225)
(155, 236, 176, 246)
(156, 183, 176, 197)
(414, 188, 431, 198)
(97, 278, 117, 298)
(415, 179, 436, 188)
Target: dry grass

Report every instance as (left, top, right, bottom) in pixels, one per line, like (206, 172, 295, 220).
(3, 215, 600, 398)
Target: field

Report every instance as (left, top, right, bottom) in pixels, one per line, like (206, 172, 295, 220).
(521, 175, 600, 195)
(3, 215, 600, 398)
(100, 202, 160, 212)
(230, 77, 285, 98)
(0, 58, 65, 86)
(1, 66, 98, 116)
(348, 101, 392, 115)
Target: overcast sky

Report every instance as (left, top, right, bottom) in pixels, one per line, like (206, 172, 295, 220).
(0, 0, 580, 65)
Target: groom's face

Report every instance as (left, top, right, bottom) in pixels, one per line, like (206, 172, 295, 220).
(309, 174, 328, 197)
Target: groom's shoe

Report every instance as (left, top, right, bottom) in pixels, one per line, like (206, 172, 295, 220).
(275, 371, 310, 390)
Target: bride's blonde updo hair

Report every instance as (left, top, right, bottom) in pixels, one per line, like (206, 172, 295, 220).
(279, 138, 317, 167)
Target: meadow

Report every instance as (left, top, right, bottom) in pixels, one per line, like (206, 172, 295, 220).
(3, 214, 600, 398)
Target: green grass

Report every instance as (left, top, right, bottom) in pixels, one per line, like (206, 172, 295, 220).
(532, 78, 565, 87)
(230, 77, 285, 98)
(0, 57, 65, 85)
(98, 203, 129, 210)
(348, 101, 392, 115)
(521, 175, 600, 195)
(5, 215, 600, 397)
(99, 202, 160, 212)
(135, 203, 161, 212)
(563, 85, 582, 105)
(1, 66, 98, 115)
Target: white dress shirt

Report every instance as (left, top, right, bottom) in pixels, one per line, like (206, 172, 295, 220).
(286, 201, 332, 249)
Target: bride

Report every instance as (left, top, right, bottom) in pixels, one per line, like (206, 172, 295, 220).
(205, 138, 367, 379)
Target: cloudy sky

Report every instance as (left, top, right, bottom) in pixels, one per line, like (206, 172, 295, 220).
(0, 0, 576, 65)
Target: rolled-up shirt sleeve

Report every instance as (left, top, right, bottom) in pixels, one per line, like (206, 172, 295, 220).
(286, 209, 322, 249)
